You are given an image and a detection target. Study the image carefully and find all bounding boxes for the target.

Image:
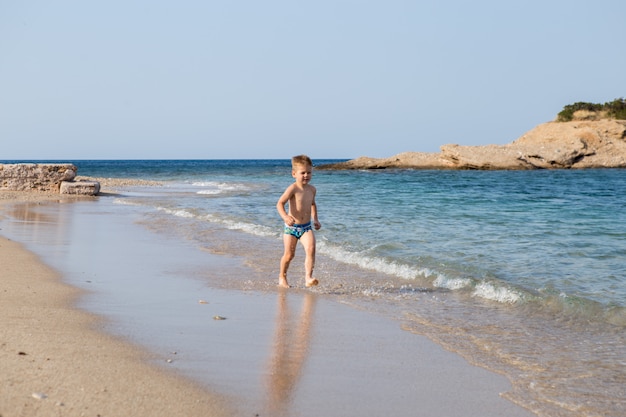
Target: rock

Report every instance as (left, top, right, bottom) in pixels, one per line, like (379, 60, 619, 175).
(438, 144, 531, 170)
(32, 392, 48, 400)
(0, 164, 101, 195)
(59, 180, 101, 196)
(511, 119, 626, 169)
(323, 152, 451, 170)
(318, 119, 626, 170)
(0, 163, 77, 191)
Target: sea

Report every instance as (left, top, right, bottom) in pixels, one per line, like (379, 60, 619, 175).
(3, 159, 626, 416)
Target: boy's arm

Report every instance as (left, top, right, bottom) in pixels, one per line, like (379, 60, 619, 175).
(277, 186, 295, 225)
(311, 189, 321, 230)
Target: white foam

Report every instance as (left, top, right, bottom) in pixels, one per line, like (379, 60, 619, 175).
(192, 181, 251, 195)
(317, 243, 522, 304)
(433, 275, 472, 290)
(113, 198, 141, 206)
(155, 205, 277, 238)
(156, 206, 195, 218)
(223, 220, 277, 238)
(172, 209, 195, 218)
(361, 288, 384, 297)
(191, 181, 218, 187)
(472, 282, 521, 304)
(317, 241, 433, 280)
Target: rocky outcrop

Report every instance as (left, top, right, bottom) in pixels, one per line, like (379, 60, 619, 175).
(507, 119, 626, 169)
(322, 152, 453, 170)
(319, 119, 626, 170)
(0, 164, 77, 191)
(0, 164, 100, 195)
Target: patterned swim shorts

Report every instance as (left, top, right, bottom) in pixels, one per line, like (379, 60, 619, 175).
(284, 221, 313, 239)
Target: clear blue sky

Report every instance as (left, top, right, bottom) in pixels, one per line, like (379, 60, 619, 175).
(1, 1, 624, 160)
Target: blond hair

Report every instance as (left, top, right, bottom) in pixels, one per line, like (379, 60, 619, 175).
(291, 154, 313, 168)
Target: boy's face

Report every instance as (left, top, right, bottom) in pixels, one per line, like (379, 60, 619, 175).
(292, 163, 312, 184)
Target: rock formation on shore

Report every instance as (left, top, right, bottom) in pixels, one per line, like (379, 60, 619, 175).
(318, 119, 626, 170)
(0, 163, 100, 195)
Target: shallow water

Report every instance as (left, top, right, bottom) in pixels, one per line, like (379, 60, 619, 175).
(4, 159, 626, 416)
(1, 198, 534, 417)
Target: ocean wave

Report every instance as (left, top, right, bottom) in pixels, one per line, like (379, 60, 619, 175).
(157, 206, 196, 219)
(113, 198, 141, 206)
(317, 241, 435, 281)
(222, 221, 277, 238)
(192, 181, 252, 195)
(472, 281, 522, 303)
(433, 275, 472, 290)
(154, 205, 276, 238)
(530, 288, 626, 327)
(113, 198, 530, 306)
(196, 189, 222, 195)
(318, 240, 529, 305)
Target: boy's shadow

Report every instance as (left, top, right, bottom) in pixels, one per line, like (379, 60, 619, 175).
(264, 290, 316, 416)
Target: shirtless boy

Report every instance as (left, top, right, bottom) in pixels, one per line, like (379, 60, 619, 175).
(276, 155, 321, 288)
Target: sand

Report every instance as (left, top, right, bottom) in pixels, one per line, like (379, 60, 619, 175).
(0, 191, 536, 417)
(0, 193, 235, 417)
(0, 237, 236, 417)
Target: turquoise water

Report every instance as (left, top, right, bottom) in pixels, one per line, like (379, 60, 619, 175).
(4, 160, 626, 415)
(64, 160, 626, 313)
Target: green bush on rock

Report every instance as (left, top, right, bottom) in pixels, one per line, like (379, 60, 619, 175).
(557, 98, 626, 121)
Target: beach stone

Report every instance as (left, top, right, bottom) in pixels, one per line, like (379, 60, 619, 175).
(60, 180, 101, 196)
(0, 163, 77, 191)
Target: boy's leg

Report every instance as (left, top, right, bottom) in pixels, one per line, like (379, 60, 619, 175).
(279, 234, 297, 288)
(299, 231, 318, 287)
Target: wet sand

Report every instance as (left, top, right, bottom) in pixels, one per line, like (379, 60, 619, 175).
(0, 238, 235, 417)
(0, 191, 536, 417)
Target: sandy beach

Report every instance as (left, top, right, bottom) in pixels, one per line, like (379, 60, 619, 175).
(0, 191, 536, 417)
(0, 193, 237, 416)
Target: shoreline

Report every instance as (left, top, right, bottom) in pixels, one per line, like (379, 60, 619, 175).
(0, 191, 536, 417)
(0, 233, 236, 417)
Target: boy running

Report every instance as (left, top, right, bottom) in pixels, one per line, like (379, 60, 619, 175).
(276, 155, 321, 288)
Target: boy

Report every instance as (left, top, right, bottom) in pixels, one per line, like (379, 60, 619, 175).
(276, 155, 321, 288)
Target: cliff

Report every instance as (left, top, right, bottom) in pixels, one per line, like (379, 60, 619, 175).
(318, 119, 626, 170)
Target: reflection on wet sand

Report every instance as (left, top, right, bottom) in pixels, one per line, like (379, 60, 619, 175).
(9, 202, 56, 223)
(6, 202, 68, 248)
(265, 291, 316, 416)
(2, 200, 90, 256)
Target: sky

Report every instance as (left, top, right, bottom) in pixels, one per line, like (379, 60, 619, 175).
(1, 1, 624, 160)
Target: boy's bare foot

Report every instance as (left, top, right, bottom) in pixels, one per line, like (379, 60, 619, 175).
(278, 277, 291, 288)
(305, 278, 319, 288)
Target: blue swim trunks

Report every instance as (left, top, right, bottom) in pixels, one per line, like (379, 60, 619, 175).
(284, 221, 313, 239)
